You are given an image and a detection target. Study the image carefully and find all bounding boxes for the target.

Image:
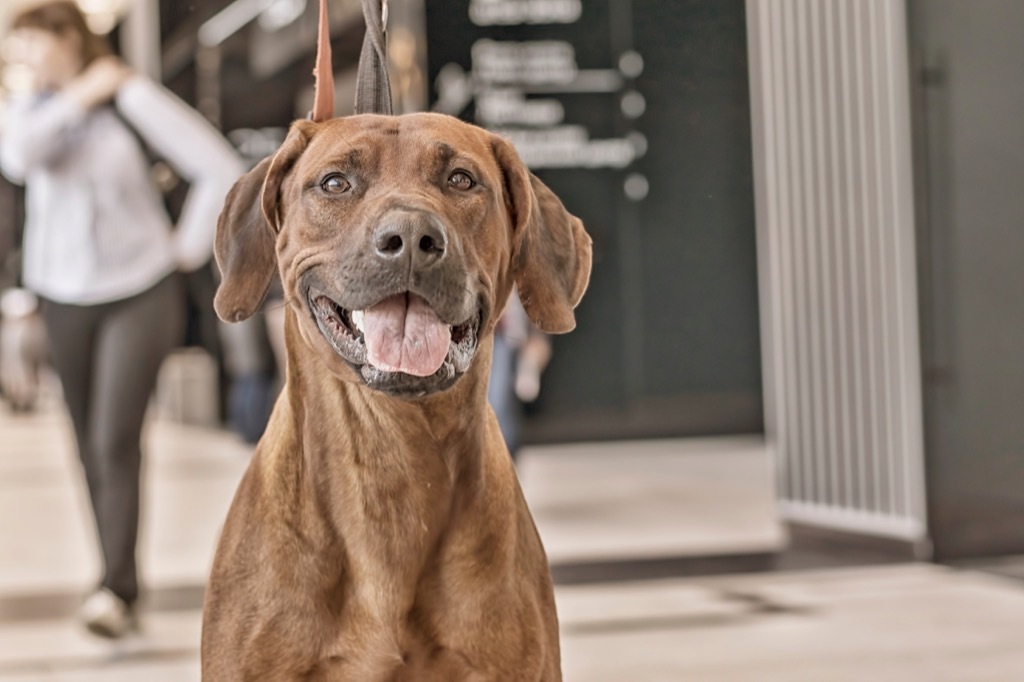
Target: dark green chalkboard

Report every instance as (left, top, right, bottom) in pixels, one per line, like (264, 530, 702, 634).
(426, 0, 763, 441)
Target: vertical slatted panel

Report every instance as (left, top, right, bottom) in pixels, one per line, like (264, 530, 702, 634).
(746, 0, 927, 540)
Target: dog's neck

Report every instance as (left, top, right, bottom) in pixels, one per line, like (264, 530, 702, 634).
(267, 308, 507, 617)
(274, 306, 499, 501)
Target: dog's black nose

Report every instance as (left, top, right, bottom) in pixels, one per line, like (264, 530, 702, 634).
(374, 211, 447, 266)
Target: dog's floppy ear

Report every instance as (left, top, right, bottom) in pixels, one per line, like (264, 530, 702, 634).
(493, 136, 592, 333)
(214, 122, 313, 322)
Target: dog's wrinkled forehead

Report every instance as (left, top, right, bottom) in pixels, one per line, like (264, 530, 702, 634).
(293, 114, 499, 187)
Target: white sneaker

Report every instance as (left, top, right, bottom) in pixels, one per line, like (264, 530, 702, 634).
(79, 588, 136, 638)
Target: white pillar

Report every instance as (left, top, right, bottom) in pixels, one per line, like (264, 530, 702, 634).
(746, 0, 928, 545)
(121, 0, 161, 81)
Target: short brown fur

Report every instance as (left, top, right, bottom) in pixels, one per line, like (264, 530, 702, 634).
(201, 113, 591, 681)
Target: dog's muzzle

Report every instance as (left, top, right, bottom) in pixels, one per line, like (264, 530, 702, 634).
(307, 287, 481, 398)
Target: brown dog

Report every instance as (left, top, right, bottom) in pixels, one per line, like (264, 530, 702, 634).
(201, 113, 591, 681)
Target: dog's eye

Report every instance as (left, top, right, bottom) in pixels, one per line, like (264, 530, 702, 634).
(321, 174, 351, 194)
(448, 170, 475, 191)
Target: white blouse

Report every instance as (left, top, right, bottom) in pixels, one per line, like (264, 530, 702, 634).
(0, 76, 245, 305)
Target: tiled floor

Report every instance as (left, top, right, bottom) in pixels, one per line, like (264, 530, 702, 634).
(3, 403, 1024, 680)
(558, 564, 1024, 681)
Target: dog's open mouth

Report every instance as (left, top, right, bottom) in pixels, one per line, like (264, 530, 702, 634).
(308, 290, 480, 397)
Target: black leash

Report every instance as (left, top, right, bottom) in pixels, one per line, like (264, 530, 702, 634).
(354, 0, 392, 116)
(312, 0, 392, 121)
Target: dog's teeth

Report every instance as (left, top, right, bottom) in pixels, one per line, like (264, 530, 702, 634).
(351, 310, 365, 333)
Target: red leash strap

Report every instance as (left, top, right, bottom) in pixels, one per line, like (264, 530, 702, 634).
(312, 0, 335, 122)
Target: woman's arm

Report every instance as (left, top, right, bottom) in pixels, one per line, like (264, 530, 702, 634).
(116, 76, 246, 271)
(0, 57, 131, 182)
(0, 92, 85, 182)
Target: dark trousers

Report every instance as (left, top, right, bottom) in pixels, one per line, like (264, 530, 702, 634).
(42, 274, 184, 605)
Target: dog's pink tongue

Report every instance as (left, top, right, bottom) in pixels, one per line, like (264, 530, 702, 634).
(362, 294, 451, 377)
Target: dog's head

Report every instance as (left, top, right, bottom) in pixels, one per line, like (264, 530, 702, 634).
(213, 113, 591, 398)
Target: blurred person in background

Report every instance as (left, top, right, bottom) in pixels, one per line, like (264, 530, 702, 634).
(0, 0, 243, 638)
(0, 286, 46, 411)
(489, 290, 552, 462)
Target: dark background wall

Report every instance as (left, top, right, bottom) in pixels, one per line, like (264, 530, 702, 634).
(426, 0, 763, 442)
(909, 0, 1024, 559)
(0, 181, 23, 290)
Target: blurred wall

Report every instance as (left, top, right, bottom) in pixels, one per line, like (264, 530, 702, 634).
(426, 0, 764, 443)
(0, 180, 22, 290)
(909, 0, 1024, 560)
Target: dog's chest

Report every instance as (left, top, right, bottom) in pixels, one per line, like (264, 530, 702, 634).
(309, 528, 516, 680)
(312, 610, 485, 681)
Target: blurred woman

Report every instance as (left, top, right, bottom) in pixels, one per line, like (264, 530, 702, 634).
(0, 1, 244, 637)
(489, 291, 552, 461)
